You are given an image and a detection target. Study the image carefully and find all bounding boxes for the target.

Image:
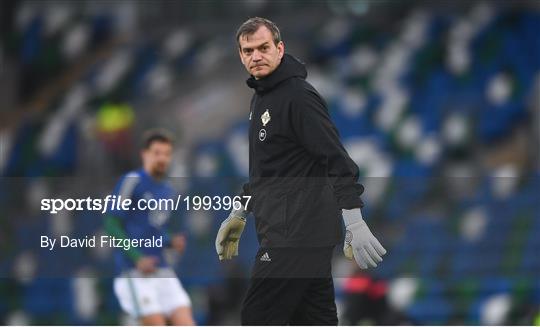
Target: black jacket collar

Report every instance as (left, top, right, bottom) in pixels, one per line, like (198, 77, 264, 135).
(246, 54, 307, 94)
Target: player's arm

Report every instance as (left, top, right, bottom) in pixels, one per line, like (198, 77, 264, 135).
(105, 174, 144, 262)
(106, 173, 158, 273)
(162, 226, 186, 253)
(104, 214, 158, 273)
(164, 205, 187, 253)
(104, 214, 143, 262)
(290, 88, 386, 268)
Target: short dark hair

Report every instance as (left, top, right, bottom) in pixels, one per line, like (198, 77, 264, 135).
(236, 17, 281, 48)
(141, 128, 174, 149)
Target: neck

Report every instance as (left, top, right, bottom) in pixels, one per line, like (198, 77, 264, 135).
(143, 167, 164, 180)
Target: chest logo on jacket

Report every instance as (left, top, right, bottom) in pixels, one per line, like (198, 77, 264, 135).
(261, 109, 271, 126)
(258, 109, 271, 141)
(259, 129, 267, 141)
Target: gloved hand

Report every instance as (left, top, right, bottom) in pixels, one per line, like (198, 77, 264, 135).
(215, 206, 247, 260)
(343, 208, 387, 269)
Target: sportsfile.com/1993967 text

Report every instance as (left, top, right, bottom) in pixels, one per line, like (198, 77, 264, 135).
(40, 195, 251, 214)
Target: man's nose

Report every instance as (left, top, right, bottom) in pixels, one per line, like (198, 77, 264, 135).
(252, 49, 262, 61)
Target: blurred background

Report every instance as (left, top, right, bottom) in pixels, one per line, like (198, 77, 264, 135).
(1, 0, 540, 325)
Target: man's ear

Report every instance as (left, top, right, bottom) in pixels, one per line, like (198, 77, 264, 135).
(277, 41, 285, 59)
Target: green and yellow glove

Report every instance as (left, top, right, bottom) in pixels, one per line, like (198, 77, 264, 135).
(215, 206, 247, 260)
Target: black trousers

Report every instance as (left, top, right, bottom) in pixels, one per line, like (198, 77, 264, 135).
(241, 247, 338, 325)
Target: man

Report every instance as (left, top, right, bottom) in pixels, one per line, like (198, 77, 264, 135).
(105, 129, 195, 326)
(215, 17, 387, 325)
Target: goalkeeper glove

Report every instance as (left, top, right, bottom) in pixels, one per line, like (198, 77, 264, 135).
(215, 206, 247, 260)
(343, 208, 387, 269)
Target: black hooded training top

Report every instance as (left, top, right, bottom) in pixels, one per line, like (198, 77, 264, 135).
(242, 54, 364, 248)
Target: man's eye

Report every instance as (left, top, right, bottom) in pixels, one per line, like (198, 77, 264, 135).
(244, 49, 252, 55)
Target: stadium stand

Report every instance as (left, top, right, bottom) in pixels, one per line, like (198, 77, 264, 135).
(0, 1, 539, 325)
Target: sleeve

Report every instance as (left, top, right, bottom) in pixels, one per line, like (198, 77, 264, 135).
(162, 228, 172, 247)
(109, 172, 140, 219)
(104, 215, 143, 262)
(104, 173, 143, 262)
(290, 87, 364, 209)
(238, 182, 252, 212)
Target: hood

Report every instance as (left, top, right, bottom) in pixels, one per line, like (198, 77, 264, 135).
(246, 54, 307, 94)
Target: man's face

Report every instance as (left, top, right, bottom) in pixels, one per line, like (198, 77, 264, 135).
(141, 141, 173, 178)
(238, 26, 284, 79)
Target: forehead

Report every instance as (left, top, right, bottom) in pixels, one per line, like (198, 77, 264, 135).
(239, 26, 274, 49)
(146, 141, 172, 151)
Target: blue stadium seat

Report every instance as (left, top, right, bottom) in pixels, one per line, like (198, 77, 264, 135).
(407, 295, 453, 324)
